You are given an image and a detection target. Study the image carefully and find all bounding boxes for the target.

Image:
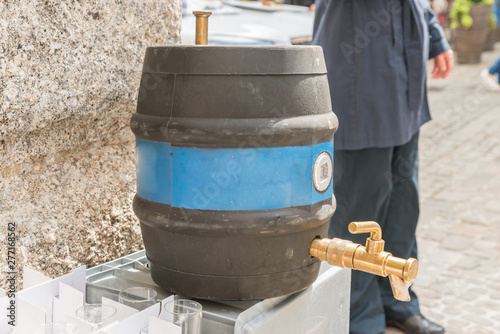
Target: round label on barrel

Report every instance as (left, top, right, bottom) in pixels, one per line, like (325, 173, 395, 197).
(313, 151, 333, 193)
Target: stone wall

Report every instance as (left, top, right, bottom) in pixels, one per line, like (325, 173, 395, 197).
(0, 0, 182, 287)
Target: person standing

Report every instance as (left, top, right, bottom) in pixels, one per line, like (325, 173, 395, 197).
(481, 0, 500, 91)
(312, 1, 453, 333)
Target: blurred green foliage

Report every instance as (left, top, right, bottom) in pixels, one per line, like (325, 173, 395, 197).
(449, 0, 494, 29)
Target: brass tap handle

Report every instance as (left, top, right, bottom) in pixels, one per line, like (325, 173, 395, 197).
(348, 221, 382, 240)
(309, 221, 419, 302)
(193, 11, 212, 45)
(348, 221, 384, 254)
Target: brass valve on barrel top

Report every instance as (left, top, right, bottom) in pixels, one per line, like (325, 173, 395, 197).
(309, 221, 418, 301)
(193, 11, 212, 45)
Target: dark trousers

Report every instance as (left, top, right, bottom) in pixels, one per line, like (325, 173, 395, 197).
(329, 132, 421, 334)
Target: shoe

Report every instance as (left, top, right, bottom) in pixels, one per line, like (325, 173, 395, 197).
(480, 69, 499, 91)
(386, 314, 445, 334)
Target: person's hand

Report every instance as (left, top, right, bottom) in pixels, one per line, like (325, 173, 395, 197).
(309, 3, 315, 11)
(431, 49, 453, 79)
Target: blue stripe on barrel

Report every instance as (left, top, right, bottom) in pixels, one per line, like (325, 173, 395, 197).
(136, 138, 333, 211)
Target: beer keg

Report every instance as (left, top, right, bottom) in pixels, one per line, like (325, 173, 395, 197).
(131, 45, 338, 300)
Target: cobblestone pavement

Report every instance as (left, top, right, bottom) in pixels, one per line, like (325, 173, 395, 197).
(387, 45, 500, 333)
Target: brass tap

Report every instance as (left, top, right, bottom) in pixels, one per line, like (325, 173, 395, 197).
(193, 11, 212, 45)
(309, 221, 418, 301)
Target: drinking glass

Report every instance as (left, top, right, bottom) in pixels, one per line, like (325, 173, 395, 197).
(75, 304, 117, 329)
(33, 323, 81, 334)
(118, 287, 158, 311)
(163, 299, 202, 334)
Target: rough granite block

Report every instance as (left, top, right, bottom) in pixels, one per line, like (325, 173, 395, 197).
(0, 0, 182, 287)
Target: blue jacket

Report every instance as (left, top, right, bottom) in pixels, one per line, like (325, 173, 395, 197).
(312, 0, 450, 150)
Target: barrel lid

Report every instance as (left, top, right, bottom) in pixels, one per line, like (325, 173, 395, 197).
(142, 45, 327, 75)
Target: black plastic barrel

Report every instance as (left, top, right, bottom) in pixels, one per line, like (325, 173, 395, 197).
(131, 45, 338, 300)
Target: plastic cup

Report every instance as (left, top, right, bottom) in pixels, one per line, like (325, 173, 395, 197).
(75, 304, 116, 328)
(118, 287, 158, 311)
(163, 299, 202, 334)
(33, 323, 81, 334)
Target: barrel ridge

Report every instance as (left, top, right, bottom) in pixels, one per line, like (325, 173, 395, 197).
(131, 113, 338, 147)
(133, 195, 336, 236)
